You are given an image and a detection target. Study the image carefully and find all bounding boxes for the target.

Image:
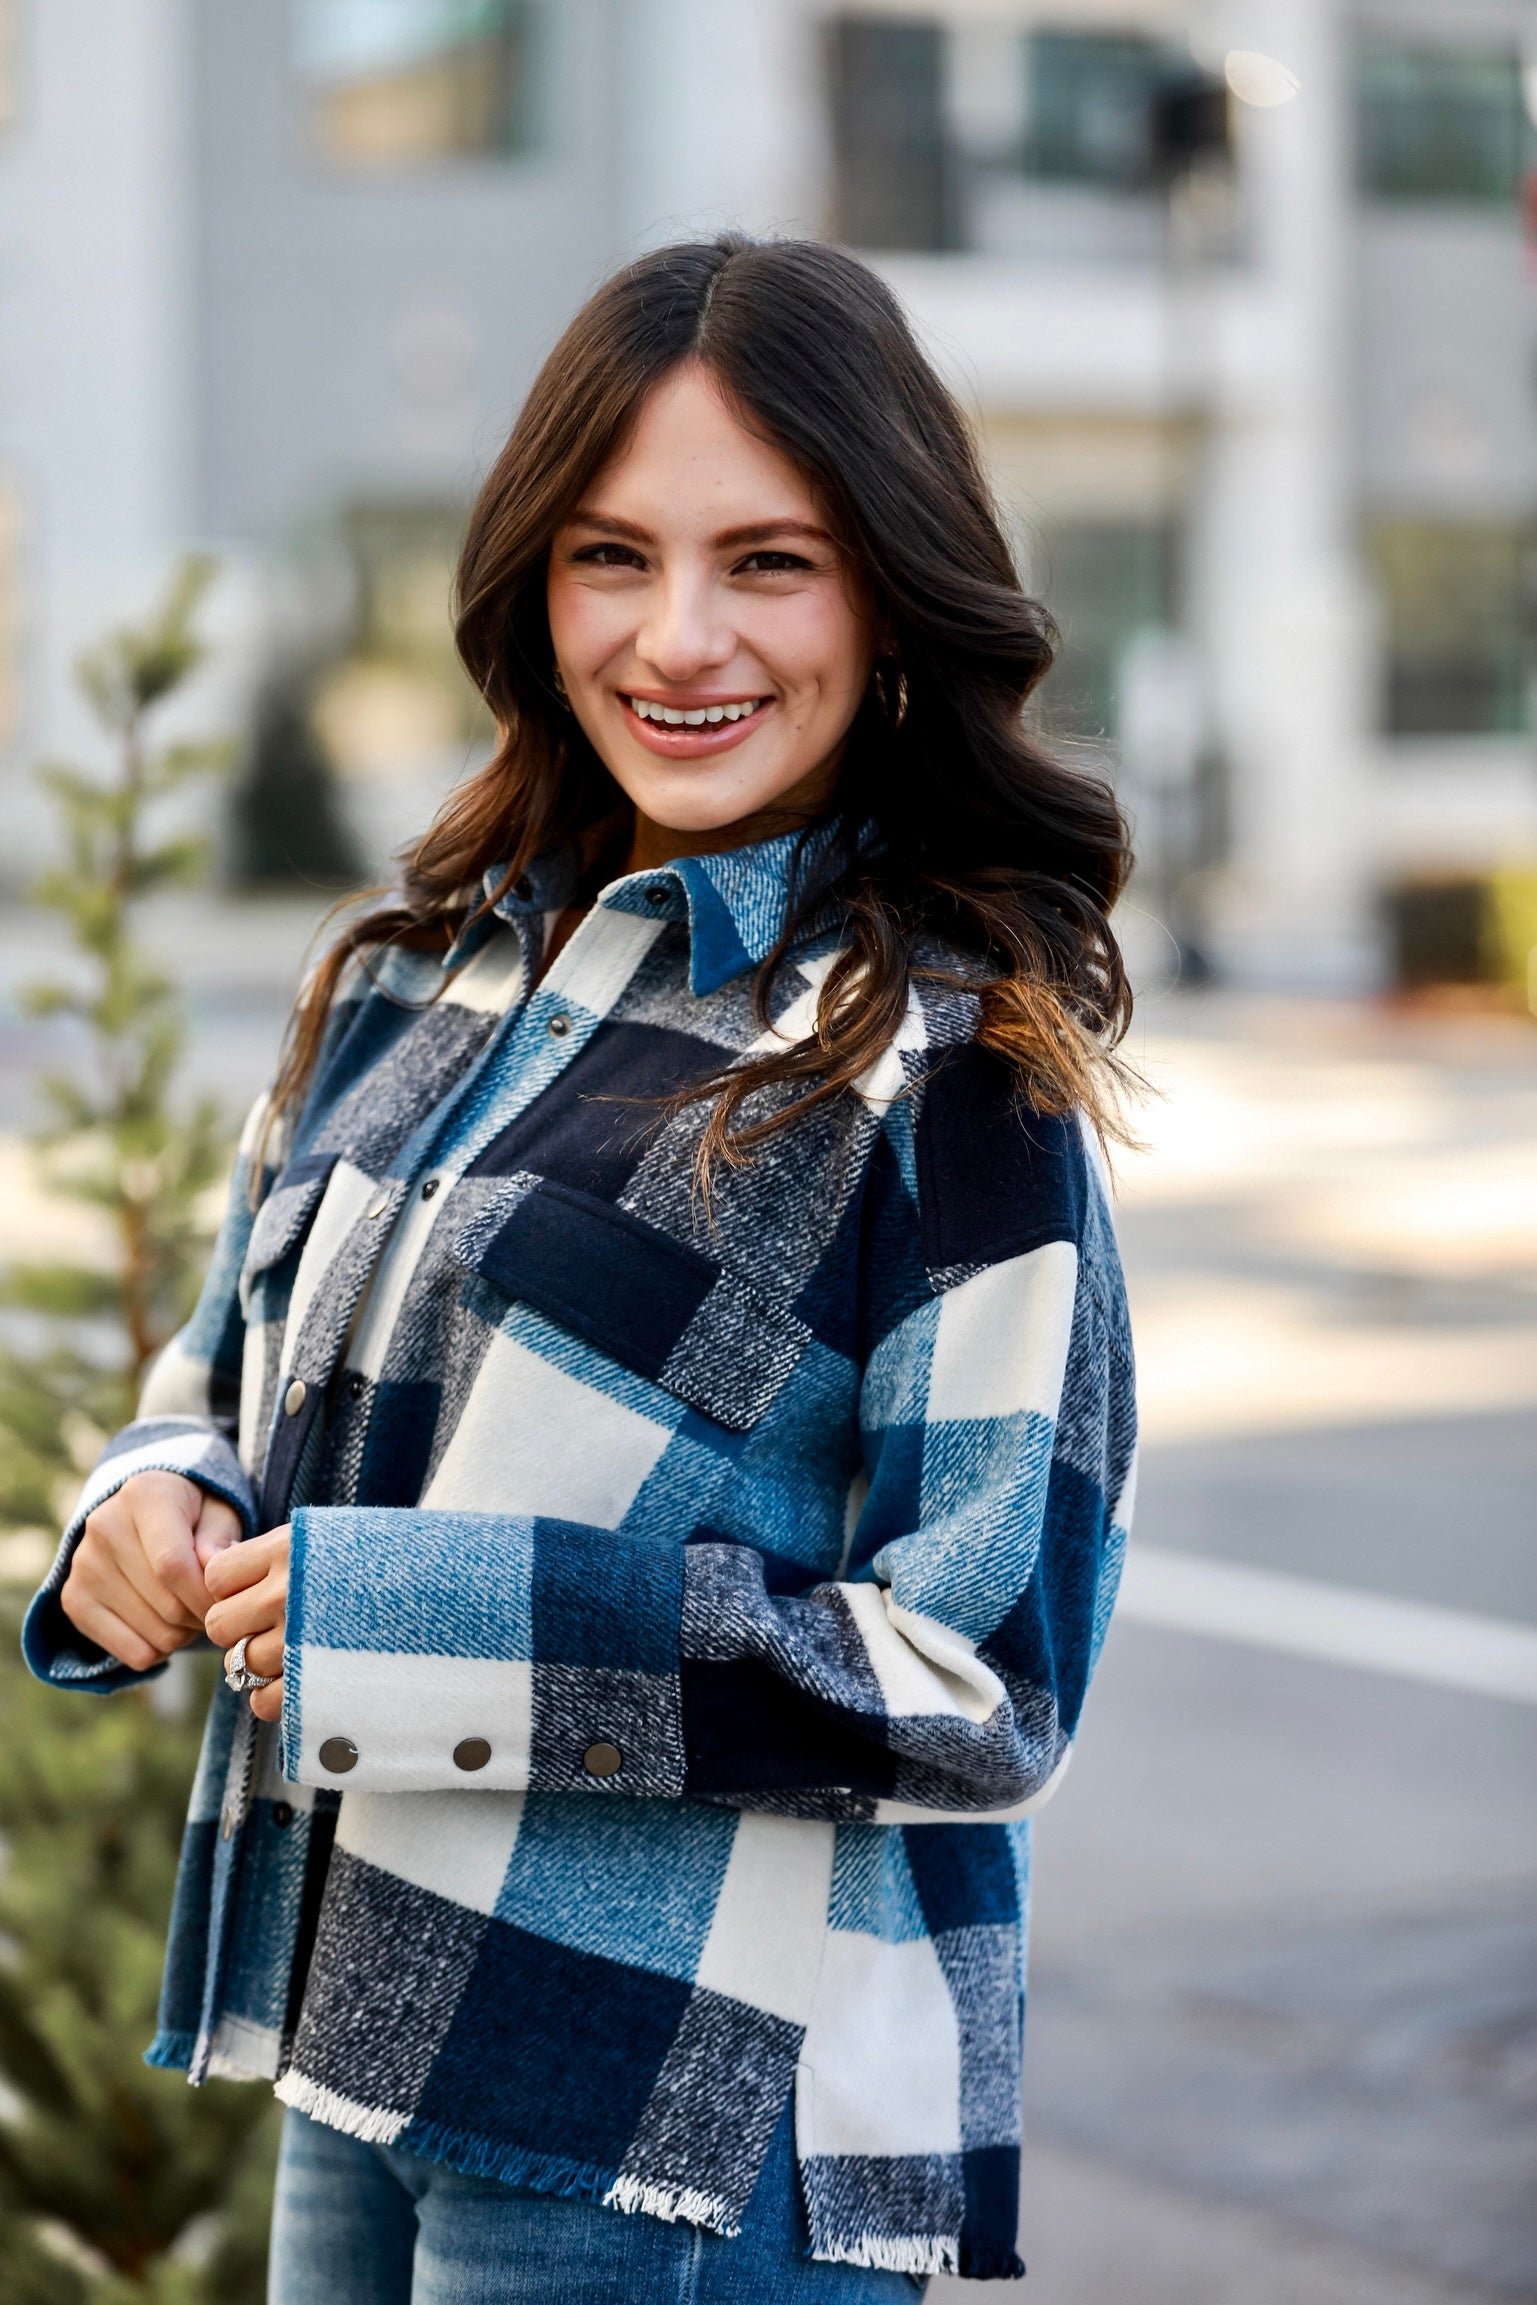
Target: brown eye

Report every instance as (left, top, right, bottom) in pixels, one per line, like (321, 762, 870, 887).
(574, 543, 645, 569)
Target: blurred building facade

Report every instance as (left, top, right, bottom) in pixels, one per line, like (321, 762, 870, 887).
(1, 0, 1535, 981)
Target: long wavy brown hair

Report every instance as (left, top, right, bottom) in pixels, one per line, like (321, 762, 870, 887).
(266, 233, 1135, 1180)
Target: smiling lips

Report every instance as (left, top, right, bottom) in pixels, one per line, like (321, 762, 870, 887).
(621, 691, 772, 758)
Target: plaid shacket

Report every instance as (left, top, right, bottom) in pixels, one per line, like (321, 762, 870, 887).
(24, 823, 1136, 2281)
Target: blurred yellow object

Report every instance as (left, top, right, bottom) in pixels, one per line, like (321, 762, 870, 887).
(1486, 868, 1537, 1014)
(1383, 869, 1537, 1009)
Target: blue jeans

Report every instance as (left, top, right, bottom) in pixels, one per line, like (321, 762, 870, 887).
(268, 2097, 928, 2304)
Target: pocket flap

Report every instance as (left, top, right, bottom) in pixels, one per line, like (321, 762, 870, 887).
(463, 1177, 811, 1432)
(240, 1151, 339, 1295)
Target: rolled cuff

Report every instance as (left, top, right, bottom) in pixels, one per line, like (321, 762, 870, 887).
(282, 1507, 686, 1797)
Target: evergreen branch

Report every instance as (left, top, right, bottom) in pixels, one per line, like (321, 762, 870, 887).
(0, 1970, 79, 2119)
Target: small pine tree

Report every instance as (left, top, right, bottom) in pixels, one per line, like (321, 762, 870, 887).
(0, 560, 281, 2298)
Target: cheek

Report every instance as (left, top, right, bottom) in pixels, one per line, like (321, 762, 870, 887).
(546, 573, 623, 676)
(757, 593, 872, 710)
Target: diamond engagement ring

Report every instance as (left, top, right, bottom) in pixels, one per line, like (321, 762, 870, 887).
(224, 1635, 276, 1695)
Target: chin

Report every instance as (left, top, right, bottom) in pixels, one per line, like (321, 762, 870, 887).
(623, 767, 789, 834)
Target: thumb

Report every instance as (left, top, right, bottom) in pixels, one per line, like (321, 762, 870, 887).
(193, 1494, 245, 1571)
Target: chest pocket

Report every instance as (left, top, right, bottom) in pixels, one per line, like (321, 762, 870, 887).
(238, 1150, 339, 1315)
(460, 1176, 812, 1433)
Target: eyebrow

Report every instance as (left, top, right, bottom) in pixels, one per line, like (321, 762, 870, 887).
(565, 511, 835, 550)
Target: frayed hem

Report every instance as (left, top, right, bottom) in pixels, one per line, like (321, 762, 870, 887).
(143, 2028, 197, 2073)
(813, 2233, 962, 2278)
(604, 2172, 735, 2235)
(379, 2119, 740, 2240)
(274, 2068, 409, 2146)
(393, 2118, 618, 2210)
(205, 2048, 274, 2083)
(959, 2249, 1028, 2282)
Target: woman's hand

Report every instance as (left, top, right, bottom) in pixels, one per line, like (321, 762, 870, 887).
(60, 1471, 243, 1673)
(205, 1525, 290, 1723)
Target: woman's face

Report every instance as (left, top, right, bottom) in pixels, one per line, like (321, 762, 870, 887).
(546, 362, 875, 850)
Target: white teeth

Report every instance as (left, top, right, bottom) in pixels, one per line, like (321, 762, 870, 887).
(627, 696, 763, 725)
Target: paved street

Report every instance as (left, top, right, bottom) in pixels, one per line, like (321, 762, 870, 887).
(935, 992, 1537, 2302)
(0, 899, 1532, 2299)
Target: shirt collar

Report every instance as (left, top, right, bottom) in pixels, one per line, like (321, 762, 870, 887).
(478, 817, 871, 999)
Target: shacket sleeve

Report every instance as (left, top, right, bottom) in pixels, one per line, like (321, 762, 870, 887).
(282, 1058, 1137, 1819)
(21, 1096, 270, 1692)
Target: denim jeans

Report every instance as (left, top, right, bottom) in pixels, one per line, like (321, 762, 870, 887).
(268, 2096, 928, 2305)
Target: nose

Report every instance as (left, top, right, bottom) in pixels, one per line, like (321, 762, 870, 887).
(634, 564, 735, 683)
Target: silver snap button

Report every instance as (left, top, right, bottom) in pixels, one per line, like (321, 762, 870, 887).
(284, 1378, 307, 1417)
(366, 1194, 391, 1220)
(453, 1736, 491, 1772)
(547, 1013, 571, 1039)
(581, 1740, 623, 1779)
(420, 1176, 440, 1201)
(318, 1736, 358, 1774)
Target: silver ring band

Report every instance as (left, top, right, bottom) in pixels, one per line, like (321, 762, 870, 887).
(224, 1634, 276, 1695)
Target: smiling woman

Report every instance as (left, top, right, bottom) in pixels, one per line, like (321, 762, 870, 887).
(546, 366, 874, 862)
(26, 235, 1138, 2303)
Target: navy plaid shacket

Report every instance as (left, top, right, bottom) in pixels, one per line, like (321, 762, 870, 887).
(24, 822, 1136, 2280)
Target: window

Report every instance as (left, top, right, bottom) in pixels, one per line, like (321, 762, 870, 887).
(1368, 521, 1537, 736)
(1022, 33, 1171, 191)
(294, 0, 544, 169)
(1356, 40, 1528, 203)
(827, 18, 955, 251)
(827, 18, 1226, 255)
(1029, 522, 1180, 738)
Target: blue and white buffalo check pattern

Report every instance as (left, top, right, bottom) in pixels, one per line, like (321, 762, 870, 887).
(25, 823, 1136, 2279)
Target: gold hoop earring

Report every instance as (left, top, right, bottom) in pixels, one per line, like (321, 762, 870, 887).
(874, 660, 909, 730)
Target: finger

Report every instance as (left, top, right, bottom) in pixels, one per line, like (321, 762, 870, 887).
(204, 1530, 283, 1600)
(205, 1573, 285, 1649)
(105, 1532, 205, 1632)
(67, 1594, 166, 1674)
(193, 1494, 245, 1569)
(73, 1543, 196, 1641)
(103, 1525, 204, 1633)
(120, 1485, 209, 1623)
(59, 1575, 161, 1671)
(242, 1626, 286, 1680)
(60, 1569, 192, 1673)
(249, 1677, 283, 1724)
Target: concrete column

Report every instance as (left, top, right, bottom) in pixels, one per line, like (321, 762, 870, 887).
(607, 0, 824, 250)
(1190, 0, 1376, 985)
(0, 0, 198, 874)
